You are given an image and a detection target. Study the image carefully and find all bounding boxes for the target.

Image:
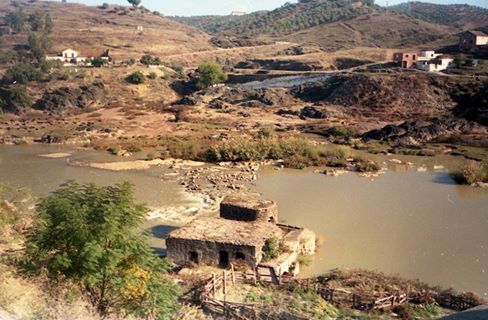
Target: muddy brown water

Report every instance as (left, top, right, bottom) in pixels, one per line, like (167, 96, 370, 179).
(256, 156, 488, 296)
(1, 145, 487, 295)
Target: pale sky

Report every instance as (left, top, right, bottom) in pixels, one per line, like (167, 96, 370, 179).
(55, 0, 488, 16)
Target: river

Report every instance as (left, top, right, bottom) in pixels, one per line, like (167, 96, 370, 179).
(1, 145, 487, 295)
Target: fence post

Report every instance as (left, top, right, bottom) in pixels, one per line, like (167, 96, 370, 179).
(231, 263, 235, 286)
(254, 267, 258, 285)
(223, 270, 227, 298)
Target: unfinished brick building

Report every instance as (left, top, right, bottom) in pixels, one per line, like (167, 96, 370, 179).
(166, 194, 315, 275)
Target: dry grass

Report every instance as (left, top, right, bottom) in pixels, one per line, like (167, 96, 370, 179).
(0, 264, 104, 320)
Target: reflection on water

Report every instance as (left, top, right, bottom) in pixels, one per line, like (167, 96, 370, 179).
(256, 161, 488, 295)
(235, 74, 331, 90)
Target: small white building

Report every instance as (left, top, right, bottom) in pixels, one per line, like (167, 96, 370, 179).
(416, 57, 454, 72)
(230, 11, 246, 16)
(46, 49, 111, 66)
(413, 50, 454, 72)
(418, 50, 442, 61)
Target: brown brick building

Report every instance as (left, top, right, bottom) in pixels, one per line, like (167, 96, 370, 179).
(393, 52, 419, 68)
(459, 30, 488, 53)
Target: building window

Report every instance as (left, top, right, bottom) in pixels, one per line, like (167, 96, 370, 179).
(405, 54, 409, 57)
(235, 252, 246, 260)
(189, 251, 199, 264)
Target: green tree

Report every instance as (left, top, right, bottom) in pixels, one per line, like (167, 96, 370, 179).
(44, 13, 53, 33)
(28, 31, 52, 62)
(28, 12, 45, 31)
(4, 9, 27, 33)
(196, 61, 227, 90)
(26, 181, 180, 319)
(127, 0, 142, 8)
(126, 71, 146, 84)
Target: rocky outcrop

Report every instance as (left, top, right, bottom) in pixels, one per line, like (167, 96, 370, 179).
(452, 81, 488, 126)
(219, 87, 294, 107)
(363, 116, 478, 146)
(36, 82, 106, 113)
(292, 74, 488, 125)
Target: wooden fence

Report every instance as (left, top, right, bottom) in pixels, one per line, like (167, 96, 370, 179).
(192, 265, 412, 319)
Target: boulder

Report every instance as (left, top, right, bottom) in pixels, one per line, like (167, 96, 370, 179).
(299, 106, 328, 119)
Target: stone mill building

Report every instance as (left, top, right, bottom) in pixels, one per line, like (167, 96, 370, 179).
(166, 194, 316, 277)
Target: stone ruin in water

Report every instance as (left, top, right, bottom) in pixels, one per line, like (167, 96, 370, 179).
(166, 194, 316, 277)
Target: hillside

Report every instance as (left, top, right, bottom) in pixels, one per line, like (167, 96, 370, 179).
(0, 1, 213, 61)
(173, 0, 488, 50)
(390, 2, 488, 31)
(284, 11, 456, 51)
(173, 0, 375, 37)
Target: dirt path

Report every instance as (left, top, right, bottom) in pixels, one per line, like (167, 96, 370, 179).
(162, 42, 296, 61)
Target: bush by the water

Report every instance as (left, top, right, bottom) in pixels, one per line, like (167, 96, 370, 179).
(262, 237, 280, 262)
(453, 161, 488, 185)
(205, 136, 319, 165)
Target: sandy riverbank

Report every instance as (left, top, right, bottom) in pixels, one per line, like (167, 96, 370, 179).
(69, 158, 206, 171)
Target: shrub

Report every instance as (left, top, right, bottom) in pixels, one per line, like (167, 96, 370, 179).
(25, 181, 181, 319)
(126, 71, 145, 84)
(140, 54, 161, 66)
(354, 157, 381, 173)
(196, 61, 227, 90)
(453, 161, 488, 185)
(40, 59, 63, 72)
(262, 237, 280, 262)
(91, 57, 106, 68)
(147, 72, 157, 79)
(2, 63, 42, 84)
(0, 50, 14, 64)
(126, 58, 136, 66)
(57, 72, 69, 81)
(171, 64, 184, 79)
(0, 85, 32, 114)
(393, 304, 414, 320)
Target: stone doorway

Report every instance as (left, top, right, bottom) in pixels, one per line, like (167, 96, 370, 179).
(219, 251, 229, 268)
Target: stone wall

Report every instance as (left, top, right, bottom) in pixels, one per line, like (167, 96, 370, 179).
(166, 238, 260, 268)
(220, 195, 278, 223)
